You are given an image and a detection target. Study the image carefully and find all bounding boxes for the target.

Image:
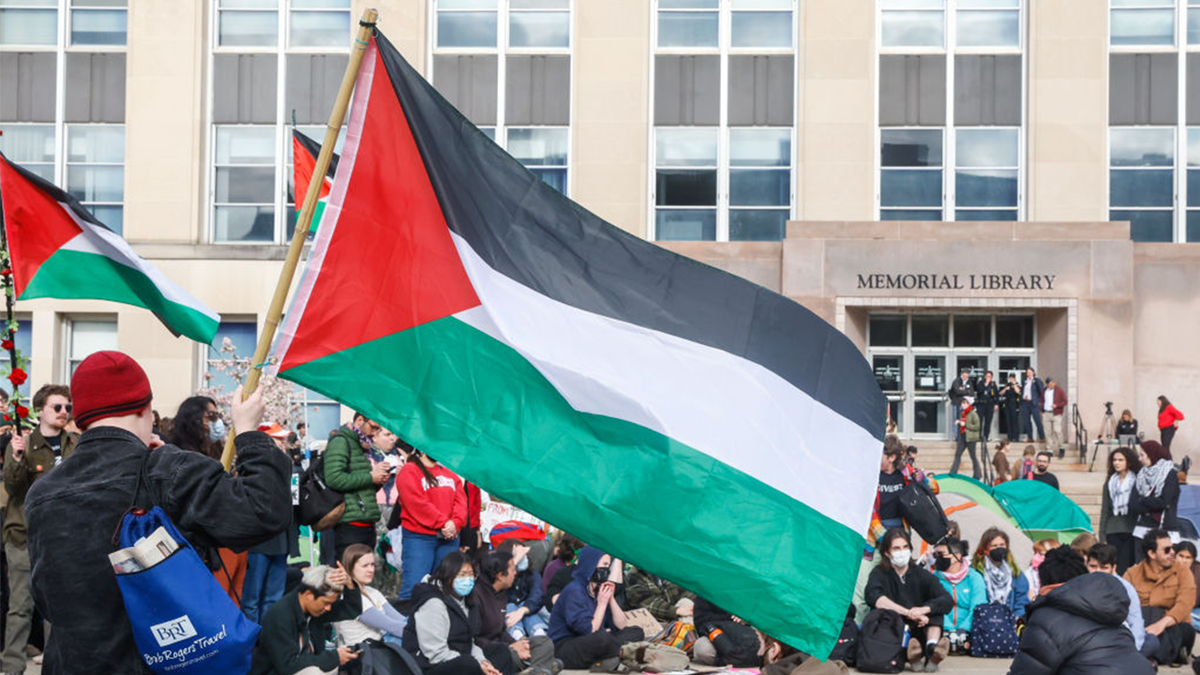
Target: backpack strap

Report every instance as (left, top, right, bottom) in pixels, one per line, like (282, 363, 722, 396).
(110, 449, 155, 547)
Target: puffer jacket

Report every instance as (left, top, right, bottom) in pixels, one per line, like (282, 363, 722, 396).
(1007, 572, 1153, 675)
(323, 425, 381, 524)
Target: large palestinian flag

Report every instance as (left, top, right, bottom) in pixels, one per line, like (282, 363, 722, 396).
(0, 154, 219, 343)
(291, 129, 338, 234)
(273, 33, 883, 656)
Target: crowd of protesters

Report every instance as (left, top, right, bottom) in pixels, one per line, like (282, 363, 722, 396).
(0, 349, 1193, 675)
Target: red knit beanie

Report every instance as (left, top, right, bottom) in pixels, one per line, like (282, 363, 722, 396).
(71, 351, 153, 429)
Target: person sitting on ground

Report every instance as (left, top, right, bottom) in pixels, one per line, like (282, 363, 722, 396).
(1069, 532, 1098, 559)
(624, 563, 695, 623)
(1173, 541, 1200, 631)
(333, 544, 408, 649)
(971, 527, 1030, 620)
(542, 534, 582, 596)
(864, 528, 952, 673)
(546, 547, 643, 671)
(250, 564, 363, 675)
(1086, 543, 1146, 651)
(471, 549, 561, 675)
(401, 551, 507, 675)
(1022, 538, 1061, 601)
(932, 538, 986, 656)
(495, 539, 548, 640)
(1009, 546, 1153, 675)
(1031, 450, 1059, 491)
(1123, 528, 1197, 666)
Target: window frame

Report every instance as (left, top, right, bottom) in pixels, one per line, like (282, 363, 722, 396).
(648, 0, 798, 242)
(0, 0, 61, 49)
(63, 315, 118, 381)
(68, 0, 128, 49)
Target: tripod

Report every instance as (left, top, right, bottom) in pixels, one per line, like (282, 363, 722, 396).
(1097, 407, 1117, 443)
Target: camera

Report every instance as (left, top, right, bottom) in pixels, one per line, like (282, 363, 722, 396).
(1105, 402, 1114, 414)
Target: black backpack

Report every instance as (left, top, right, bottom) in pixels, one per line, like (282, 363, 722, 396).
(700, 621, 761, 667)
(855, 609, 905, 673)
(296, 452, 345, 530)
(897, 479, 950, 545)
(827, 606, 859, 666)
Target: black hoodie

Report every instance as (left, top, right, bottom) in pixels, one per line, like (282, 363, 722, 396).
(1008, 573, 1153, 675)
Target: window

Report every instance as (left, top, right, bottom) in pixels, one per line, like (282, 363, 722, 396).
(432, 1, 572, 199)
(205, 321, 257, 398)
(286, 124, 346, 238)
(878, 1, 1024, 223)
(217, 0, 280, 48)
(0, 0, 58, 46)
(1191, 0, 1200, 43)
(290, 0, 350, 48)
(652, 0, 796, 241)
(67, 319, 117, 377)
(1110, 127, 1175, 242)
(213, 126, 277, 243)
(1188, 128, 1200, 241)
(0, 125, 56, 183)
(70, 0, 128, 46)
(67, 124, 125, 233)
(995, 315, 1034, 347)
(869, 315, 908, 347)
(1112, 0, 1176, 47)
(294, 386, 340, 442)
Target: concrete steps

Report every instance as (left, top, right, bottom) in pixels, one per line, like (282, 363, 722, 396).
(908, 440, 1108, 533)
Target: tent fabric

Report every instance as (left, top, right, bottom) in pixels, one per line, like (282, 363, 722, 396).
(1175, 485, 1200, 540)
(992, 480, 1093, 543)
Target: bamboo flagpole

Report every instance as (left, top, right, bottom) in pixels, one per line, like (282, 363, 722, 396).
(221, 8, 379, 470)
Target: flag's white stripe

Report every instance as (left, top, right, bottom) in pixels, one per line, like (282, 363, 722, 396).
(449, 232, 879, 534)
(56, 208, 219, 322)
(274, 41, 378, 368)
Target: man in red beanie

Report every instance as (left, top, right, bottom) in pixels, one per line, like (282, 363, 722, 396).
(24, 351, 293, 675)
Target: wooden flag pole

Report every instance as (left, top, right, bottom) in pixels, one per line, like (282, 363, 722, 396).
(221, 7, 378, 470)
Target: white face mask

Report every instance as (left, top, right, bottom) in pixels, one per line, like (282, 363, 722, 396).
(207, 418, 226, 443)
(890, 549, 912, 569)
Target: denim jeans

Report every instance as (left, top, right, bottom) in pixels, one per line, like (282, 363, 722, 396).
(242, 553, 288, 623)
(506, 602, 550, 639)
(399, 529, 460, 600)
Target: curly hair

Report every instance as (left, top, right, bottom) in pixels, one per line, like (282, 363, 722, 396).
(169, 396, 219, 459)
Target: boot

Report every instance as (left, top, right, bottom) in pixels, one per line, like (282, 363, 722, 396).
(907, 637, 924, 666)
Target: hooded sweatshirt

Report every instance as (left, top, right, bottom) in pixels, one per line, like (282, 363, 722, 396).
(547, 547, 611, 643)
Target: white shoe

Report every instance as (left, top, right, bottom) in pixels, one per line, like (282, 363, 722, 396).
(33, 654, 44, 665)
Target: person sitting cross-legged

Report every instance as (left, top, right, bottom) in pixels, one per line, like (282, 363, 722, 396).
(931, 537, 986, 656)
(471, 549, 562, 675)
(546, 547, 644, 671)
(1123, 528, 1197, 666)
(865, 528, 952, 673)
(1009, 546, 1152, 675)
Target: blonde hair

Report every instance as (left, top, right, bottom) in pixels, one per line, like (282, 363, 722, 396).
(1022, 444, 1037, 458)
(1032, 538, 1061, 554)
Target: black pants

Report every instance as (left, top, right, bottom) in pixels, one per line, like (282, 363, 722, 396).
(555, 627, 645, 670)
(1142, 621, 1195, 665)
(979, 404, 995, 442)
(424, 654, 484, 675)
(951, 437, 980, 479)
(333, 522, 377, 564)
(1004, 403, 1020, 441)
(1107, 532, 1136, 576)
(1162, 426, 1177, 451)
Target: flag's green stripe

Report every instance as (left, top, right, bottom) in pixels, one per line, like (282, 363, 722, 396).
(280, 315, 864, 657)
(307, 199, 327, 234)
(21, 249, 219, 344)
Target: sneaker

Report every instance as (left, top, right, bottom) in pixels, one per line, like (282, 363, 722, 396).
(549, 658, 564, 674)
(32, 654, 44, 665)
(906, 638, 924, 665)
(593, 656, 621, 672)
(931, 635, 950, 665)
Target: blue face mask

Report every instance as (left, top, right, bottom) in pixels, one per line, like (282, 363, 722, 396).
(517, 557, 530, 572)
(452, 577, 475, 597)
(207, 418, 226, 443)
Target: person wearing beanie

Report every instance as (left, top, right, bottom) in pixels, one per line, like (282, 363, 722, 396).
(2, 383, 76, 675)
(23, 351, 293, 675)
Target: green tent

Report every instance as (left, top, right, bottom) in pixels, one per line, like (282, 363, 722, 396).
(936, 475, 1092, 546)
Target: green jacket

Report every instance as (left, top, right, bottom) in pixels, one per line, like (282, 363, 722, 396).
(964, 409, 981, 443)
(322, 425, 380, 524)
(3, 427, 76, 547)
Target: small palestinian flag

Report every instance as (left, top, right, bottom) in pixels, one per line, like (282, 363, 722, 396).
(291, 130, 339, 234)
(0, 153, 219, 343)
(273, 33, 883, 657)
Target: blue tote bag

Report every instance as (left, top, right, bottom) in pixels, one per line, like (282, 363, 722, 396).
(113, 454, 260, 674)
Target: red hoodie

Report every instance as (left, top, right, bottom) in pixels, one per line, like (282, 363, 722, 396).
(396, 461, 467, 535)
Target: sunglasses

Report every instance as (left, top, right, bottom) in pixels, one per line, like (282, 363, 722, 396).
(52, 403, 72, 413)
(1161, 545, 1175, 554)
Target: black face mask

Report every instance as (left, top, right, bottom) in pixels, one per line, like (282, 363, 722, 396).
(591, 565, 610, 584)
(989, 547, 1009, 564)
(934, 555, 953, 572)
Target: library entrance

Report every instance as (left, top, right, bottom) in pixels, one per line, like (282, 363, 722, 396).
(868, 313, 1037, 440)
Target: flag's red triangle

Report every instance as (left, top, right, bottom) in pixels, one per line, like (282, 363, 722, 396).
(291, 132, 331, 210)
(278, 42, 481, 373)
(0, 156, 85, 297)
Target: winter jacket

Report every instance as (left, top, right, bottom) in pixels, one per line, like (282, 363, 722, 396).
(935, 568, 987, 632)
(948, 377, 974, 405)
(3, 427, 76, 547)
(548, 547, 614, 642)
(249, 586, 364, 675)
(1041, 386, 1067, 415)
(471, 580, 516, 647)
(323, 425, 381, 524)
(396, 461, 467, 535)
(1123, 559, 1196, 626)
(1117, 419, 1139, 437)
(402, 581, 484, 668)
(1158, 405, 1185, 431)
(970, 558, 1031, 619)
(963, 408, 981, 443)
(864, 564, 953, 617)
(508, 567, 545, 616)
(26, 427, 292, 675)
(975, 380, 1000, 407)
(1129, 467, 1181, 532)
(1007, 572, 1152, 675)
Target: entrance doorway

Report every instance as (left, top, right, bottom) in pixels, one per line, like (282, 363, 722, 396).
(869, 313, 1036, 440)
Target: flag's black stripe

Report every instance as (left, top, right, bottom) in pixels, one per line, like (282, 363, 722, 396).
(293, 129, 340, 177)
(374, 34, 883, 439)
(0, 152, 112, 232)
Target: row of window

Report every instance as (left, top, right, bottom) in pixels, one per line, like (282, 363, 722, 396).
(880, 127, 1019, 221)
(436, 0, 571, 50)
(1, 0, 127, 47)
(880, 0, 1022, 50)
(216, 0, 351, 49)
(1111, 0, 1200, 47)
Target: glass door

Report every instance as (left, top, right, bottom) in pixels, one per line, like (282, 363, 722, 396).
(912, 354, 946, 437)
(873, 353, 906, 434)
